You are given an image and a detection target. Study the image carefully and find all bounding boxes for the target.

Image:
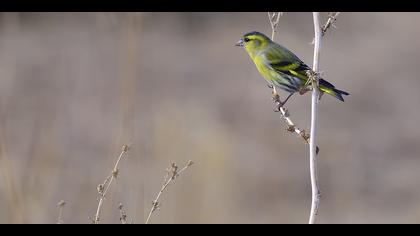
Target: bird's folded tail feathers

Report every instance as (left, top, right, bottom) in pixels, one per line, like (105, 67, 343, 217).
(318, 79, 349, 102)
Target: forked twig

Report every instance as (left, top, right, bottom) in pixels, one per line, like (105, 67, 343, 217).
(310, 12, 341, 44)
(268, 12, 283, 40)
(93, 144, 130, 224)
(145, 160, 194, 224)
(322, 12, 340, 36)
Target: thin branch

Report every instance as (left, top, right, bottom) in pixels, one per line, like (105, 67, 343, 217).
(145, 160, 194, 224)
(308, 12, 322, 225)
(267, 13, 318, 153)
(310, 12, 341, 44)
(272, 92, 313, 146)
(93, 144, 130, 224)
(267, 12, 283, 40)
(322, 12, 340, 36)
(56, 200, 66, 224)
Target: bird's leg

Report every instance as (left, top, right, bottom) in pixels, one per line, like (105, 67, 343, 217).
(269, 85, 294, 111)
(274, 93, 294, 112)
(282, 93, 294, 105)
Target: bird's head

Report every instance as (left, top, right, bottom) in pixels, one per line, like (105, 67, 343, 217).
(235, 31, 271, 56)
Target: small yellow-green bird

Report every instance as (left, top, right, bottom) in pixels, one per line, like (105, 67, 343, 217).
(236, 31, 349, 106)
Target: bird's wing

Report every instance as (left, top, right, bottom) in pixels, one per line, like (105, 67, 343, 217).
(264, 43, 311, 81)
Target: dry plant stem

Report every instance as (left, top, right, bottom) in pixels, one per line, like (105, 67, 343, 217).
(145, 160, 194, 224)
(93, 144, 130, 224)
(273, 93, 311, 145)
(308, 12, 322, 224)
(322, 12, 340, 36)
(268, 12, 282, 40)
(57, 200, 66, 224)
(267, 13, 313, 148)
(310, 12, 340, 44)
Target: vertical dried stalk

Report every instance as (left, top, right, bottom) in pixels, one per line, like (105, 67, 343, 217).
(93, 144, 130, 224)
(267, 12, 282, 40)
(145, 160, 194, 224)
(308, 12, 322, 224)
(57, 200, 66, 224)
(267, 11, 340, 224)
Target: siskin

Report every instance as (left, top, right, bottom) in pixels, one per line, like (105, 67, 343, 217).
(236, 31, 349, 106)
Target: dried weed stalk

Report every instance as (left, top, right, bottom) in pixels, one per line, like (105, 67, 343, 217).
(145, 160, 194, 224)
(57, 200, 66, 224)
(93, 144, 130, 224)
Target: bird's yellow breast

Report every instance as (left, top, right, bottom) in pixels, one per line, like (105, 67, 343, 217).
(252, 54, 278, 83)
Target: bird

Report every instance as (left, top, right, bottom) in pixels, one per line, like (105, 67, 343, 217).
(235, 31, 349, 108)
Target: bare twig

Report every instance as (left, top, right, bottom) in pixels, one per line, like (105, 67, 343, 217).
(267, 13, 318, 152)
(93, 144, 130, 224)
(308, 12, 322, 224)
(322, 12, 340, 36)
(57, 200, 66, 224)
(268, 12, 283, 40)
(145, 160, 194, 224)
(310, 12, 340, 44)
(118, 203, 128, 224)
(272, 92, 313, 146)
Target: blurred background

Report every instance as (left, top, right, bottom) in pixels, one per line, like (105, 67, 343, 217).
(0, 12, 419, 224)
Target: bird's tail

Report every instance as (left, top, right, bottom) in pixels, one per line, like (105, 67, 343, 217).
(318, 79, 349, 102)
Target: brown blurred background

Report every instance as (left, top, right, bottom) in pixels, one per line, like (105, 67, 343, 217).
(0, 12, 419, 224)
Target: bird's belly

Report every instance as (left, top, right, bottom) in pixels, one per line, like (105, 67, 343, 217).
(256, 65, 300, 93)
(255, 62, 276, 83)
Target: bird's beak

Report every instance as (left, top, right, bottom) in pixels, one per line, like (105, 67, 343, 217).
(235, 39, 244, 47)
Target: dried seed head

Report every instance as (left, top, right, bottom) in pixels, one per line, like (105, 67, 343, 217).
(286, 125, 296, 133)
(170, 163, 178, 178)
(57, 200, 66, 207)
(112, 168, 119, 178)
(151, 201, 161, 211)
(272, 93, 280, 101)
(97, 184, 104, 194)
(301, 131, 310, 142)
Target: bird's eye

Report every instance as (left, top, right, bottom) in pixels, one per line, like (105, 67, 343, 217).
(244, 38, 251, 42)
